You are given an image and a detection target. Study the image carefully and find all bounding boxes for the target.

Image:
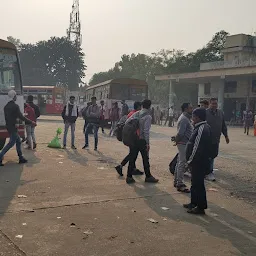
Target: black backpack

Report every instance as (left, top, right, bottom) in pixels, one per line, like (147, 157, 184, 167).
(169, 153, 178, 175)
(115, 115, 127, 142)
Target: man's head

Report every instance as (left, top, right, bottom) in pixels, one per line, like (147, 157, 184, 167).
(91, 96, 97, 104)
(28, 95, 34, 103)
(134, 101, 142, 111)
(192, 108, 206, 125)
(181, 103, 193, 114)
(100, 100, 104, 106)
(209, 98, 218, 110)
(69, 96, 75, 104)
(142, 99, 152, 110)
(200, 99, 209, 109)
(121, 100, 125, 105)
(8, 90, 17, 102)
(114, 102, 118, 107)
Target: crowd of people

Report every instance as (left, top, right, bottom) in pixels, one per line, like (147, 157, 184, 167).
(0, 90, 231, 215)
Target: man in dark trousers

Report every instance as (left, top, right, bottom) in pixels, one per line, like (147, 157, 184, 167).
(0, 90, 36, 166)
(62, 96, 79, 149)
(184, 108, 212, 214)
(206, 98, 229, 181)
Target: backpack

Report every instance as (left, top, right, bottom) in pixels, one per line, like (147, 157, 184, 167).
(122, 112, 147, 147)
(169, 153, 178, 175)
(115, 115, 127, 142)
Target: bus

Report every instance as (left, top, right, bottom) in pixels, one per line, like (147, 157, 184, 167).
(0, 39, 24, 149)
(23, 86, 65, 114)
(85, 78, 148, 120)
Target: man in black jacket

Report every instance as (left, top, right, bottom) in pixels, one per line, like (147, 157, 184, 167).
(62, 96, 79, 149)
(0, 90, 36, 166)
(184, 108, 212, 215)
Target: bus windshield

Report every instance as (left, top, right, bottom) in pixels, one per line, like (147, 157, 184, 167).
(0, 48, 21, 94)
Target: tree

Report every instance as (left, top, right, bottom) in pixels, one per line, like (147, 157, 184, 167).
(7, 36, 21, 50)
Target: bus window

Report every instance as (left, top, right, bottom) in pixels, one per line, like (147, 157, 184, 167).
(0, 49, 21, 94)
(111, 84, 129, 100)
(130, 87, 147, 101)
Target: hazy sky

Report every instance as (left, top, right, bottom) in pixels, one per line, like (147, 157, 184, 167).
(1, 0, 256, 82)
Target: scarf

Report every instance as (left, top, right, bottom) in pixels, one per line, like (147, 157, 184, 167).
(65, 101, 77, 117)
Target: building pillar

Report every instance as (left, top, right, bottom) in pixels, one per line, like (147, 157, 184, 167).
(218, 80, 225, 110)
(198, 84, 204, 105)
(169, 80, 175, 108)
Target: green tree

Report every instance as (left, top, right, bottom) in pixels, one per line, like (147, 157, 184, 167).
(7, 36, 21, 50)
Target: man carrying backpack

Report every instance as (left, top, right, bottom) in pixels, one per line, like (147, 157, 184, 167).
(24, 103, 37, 149)
(115, 101, 143, 176)
(124, 99, 159, 184)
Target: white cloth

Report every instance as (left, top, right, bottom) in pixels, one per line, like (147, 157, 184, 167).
(65, 102, 78, 117)
(8, 90, 16, 100)
(169, 108, 174, 117)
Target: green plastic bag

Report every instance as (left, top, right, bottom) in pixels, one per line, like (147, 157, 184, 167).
(48, 128, 62, 149)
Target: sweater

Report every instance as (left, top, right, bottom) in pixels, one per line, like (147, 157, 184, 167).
(175, 112, 193, 144)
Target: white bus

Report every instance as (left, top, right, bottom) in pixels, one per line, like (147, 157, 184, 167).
(0, 39, 24, 149)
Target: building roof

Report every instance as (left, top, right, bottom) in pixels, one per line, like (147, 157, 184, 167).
(0, 39, 16, 50)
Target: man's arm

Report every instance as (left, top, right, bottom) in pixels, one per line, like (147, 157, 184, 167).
(143, 116, 152, 145)
(175, 118, 187, 143)
(16, 105, 33, 125)
(221, 112, 228, 138)
(61, 106, 66, 120)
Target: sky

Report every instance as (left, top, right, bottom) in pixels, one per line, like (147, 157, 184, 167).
(1, 0, 256, 82)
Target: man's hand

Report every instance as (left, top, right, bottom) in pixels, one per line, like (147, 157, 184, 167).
(146, 144, 150, 152)
(31, 121, 37, 127)
(225, 136, 230, 144)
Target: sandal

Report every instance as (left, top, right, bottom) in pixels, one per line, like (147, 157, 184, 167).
(177, 184, 190, 193)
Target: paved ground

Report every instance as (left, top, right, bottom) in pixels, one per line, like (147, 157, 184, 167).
(0, 117, 256, 256)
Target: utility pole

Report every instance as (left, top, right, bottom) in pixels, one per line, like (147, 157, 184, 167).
(67, 0, 82, 49)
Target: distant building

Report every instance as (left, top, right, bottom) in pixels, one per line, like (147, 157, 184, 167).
(156, 34, 256, 120)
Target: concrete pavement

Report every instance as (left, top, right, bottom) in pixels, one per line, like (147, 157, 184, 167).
(0, 119, 255, 255)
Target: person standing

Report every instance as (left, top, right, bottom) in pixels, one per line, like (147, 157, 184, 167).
(62, 96, 79, 149)
(205, 98, 229, 181)
(0, 90, 36, 166)
(174, 103, 193, 192)
(126, 99, 159, 184)
(121, 100, 129, 117)
(155, 106, 161, 125)
(168, 106, 174, 127)
(243, 109, 253, 135)
(115, 101, 143, 176)
(100, 100, 106, 134)
(109, 102, 120, 137)
(83, 97, 100, 150)
(184, 108, 212, 215)
(26, 95, 40, 148)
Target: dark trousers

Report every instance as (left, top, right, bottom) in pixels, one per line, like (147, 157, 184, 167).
(127, 140, 151, 178)
(121, 151, 138, 167)
(191, 165, 207, 209)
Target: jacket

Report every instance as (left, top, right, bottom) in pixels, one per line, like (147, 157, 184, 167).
(62, 104, 79, 123)
(176, 112, 193, 144)
(139, 109, 152, 144)
(27, 101, 40, 119)
(4, 101, 32, 134)
(121, 103, 129, 116)
(86, 104, 100, 124)
(186, 121, 212, 169)
(25, 104, 36, 123)
(206, 108, 228, 144)
(110, 107, 120, 121)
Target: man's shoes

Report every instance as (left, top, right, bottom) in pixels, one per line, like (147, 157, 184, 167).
(71, 145, 77, 150)
(187, 207, 205, 215)
(94, 147, 97, 151)
(63, 145, 66, 149)
(145, 176, 159, 183)
(205, 172, 216, 182)
(132, 169, 144, 175)
(115, 165, 123, 176)
(82, 145, 88, 149)
(126, 177, 135, 184)
(183, 203, 196, 209)
(19, 158, 28, 164)
(0, 161, 4, 167)
(33, 143, 37, 149)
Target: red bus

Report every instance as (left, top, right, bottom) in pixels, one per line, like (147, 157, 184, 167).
(23, 86, 65, 114)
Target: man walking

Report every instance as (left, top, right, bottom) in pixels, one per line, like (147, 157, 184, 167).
(121, 100, 129, 117)
(100, 100, 106, 134)
(174, 103, 193, 192)
(206, 98, 229, 181)
(62, 96, 79, 149)
(83, 97, 100, 150)
(155, 106, 161, 125)
(115, 101, 143, 176)
(126, 99, 159, 184)
(0, 90, 36, 166)
(109, 102, 120, 137)
(184, 108, 212, 215)
(243, 108, 253, 135)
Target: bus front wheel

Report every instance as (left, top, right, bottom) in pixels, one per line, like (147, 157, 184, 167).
(0, 138, 6, 150)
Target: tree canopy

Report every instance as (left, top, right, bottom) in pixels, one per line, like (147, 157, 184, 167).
(7, 36, 86, 90)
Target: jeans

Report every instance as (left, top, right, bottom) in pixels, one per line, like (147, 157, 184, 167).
(174, 144, 186, 186)
(63, 122, 76, 146)
(110, 121, 118, 136)
(191, 165, 207, 209)
(85, 123, 99, 148)
(121, 151, 138, 168)
(26, 125, 36, 148)
(127, 139, 151, 178)
(0, 132, 23, 161)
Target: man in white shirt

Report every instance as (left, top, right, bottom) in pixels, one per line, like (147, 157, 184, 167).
(165, 106, 174, 127)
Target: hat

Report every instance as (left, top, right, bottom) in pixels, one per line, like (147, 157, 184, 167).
(193, 108, 206, 121)
(8, 90, 17, 100)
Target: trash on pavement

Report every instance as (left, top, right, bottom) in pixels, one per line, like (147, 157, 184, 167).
(161, 207, 170, 211)
(208, 188, 218, 192)
(70, 223, 76, 227)
(162, 218, 168, 221)
(15, 235, 23, 239)
(83, 230, 93, 235)
(97, 167, 105, 170)
(57, 217, 62, 219)
(22, 223, 27, 226)
(147, 218, 158, 224)
(48, 128, 62, 149)
(17, 195, 27, 198)
(132, 209, 136, 213)
(58, 162, 63, 164)
(248, 231, 253, 234)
